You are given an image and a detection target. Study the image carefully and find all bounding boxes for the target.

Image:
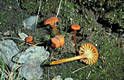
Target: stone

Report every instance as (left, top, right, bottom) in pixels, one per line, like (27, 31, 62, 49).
(16, 46, 50, 80)
(64, 78, 73, 80)
(52, 75, 63, 80)
(0, 40, 19, 67)
(23, 16, 38, 30)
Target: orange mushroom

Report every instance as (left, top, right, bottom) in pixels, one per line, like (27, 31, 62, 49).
(56, 35, 64, 47)
(51, 37, 60, 48)
(71, 24, 80, 45)
(25, 36, 35, 45)
(44, 17, 60, 35)
(79, 43, 98, 65)
(50, 43, 98, 65)
(51, 35, 64, 48)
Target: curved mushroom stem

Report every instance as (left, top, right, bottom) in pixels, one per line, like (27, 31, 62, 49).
(73, 30, 77, 45)
(50, 54, 87, 65)
(51, 24, 60, 35)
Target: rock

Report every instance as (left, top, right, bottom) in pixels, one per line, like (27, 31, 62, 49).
(20, 63, 43, 80)
(0, 40, 50, 80)
(0, 32, 2, 35)
(52, 75, 63, 80)
(16, 46, 50, 80)
(0, 40, 19, 67)
(23, 16, 38, 30)
(52, 75, 73, 80)
(15, 46, 49, 64)
(64, 78, 73, 80)
(18, 32, 28, 41)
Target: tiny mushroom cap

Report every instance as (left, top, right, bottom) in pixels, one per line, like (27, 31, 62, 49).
(51, 37, 60, 48)
(79, 43, 98, 65)
(25, 36, 33, 43)
(44, 17, 58, 25)
(71, 24, 80, 30)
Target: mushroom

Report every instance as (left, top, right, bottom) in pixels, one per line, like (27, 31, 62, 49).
(56, 35, 64, 47)
(51, 35, 64, 48)
(51, 37, 60, 48)
(71, 24, 80, 45)
(44, 17, 60, 35)
(25, 36, 35, 45)
(50, 43, 98, 65)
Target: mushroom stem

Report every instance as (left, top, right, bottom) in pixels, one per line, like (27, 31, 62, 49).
(51, 24, 60, 35)
(50, 54, 87, 65)
(73, 30, 77, 45)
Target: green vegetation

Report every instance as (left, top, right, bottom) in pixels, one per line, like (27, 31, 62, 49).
(0, 56, 5, 80)
(0, 0, 123, 80)
(79, 0, 124, 28)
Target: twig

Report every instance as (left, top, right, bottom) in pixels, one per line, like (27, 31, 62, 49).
(72, 65, 89, 73)
(86, 70, 91, 79)
(9, 72, 14, 80)
(56, 0, 63, 17)
(2, 37, 23, 41)
(35, 0, 42, 26)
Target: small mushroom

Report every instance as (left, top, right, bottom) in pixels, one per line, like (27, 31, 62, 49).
(55, 35, 64, 47)
(51, 35, 64, 48)
(44, 17, 60, 35)
(51, 37, 60, 48)
(71, 24, 80, 45)
(25, 36, 35, 45)
(50, 43, 98, 65)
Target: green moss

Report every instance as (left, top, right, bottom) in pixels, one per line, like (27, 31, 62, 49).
(21, 2, 38, 14)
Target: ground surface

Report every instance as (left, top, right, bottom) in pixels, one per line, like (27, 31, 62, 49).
(0, 0, 124, 80)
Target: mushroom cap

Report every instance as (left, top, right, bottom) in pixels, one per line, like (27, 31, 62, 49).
(56, 35, 64, 47)
(51, 37, 60, 48)
(44, 17, 58, 25)
(71, 24, 80, 30)
(79, 43, 98, 65)
(25, 36, 33, 43)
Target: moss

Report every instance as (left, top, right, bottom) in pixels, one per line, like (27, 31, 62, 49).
(79, 0, 124, 28)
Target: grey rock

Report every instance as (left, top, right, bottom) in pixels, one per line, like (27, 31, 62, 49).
(0, 40, 50, 80)
(15, 46, 49, 64)
(52, 75, 73, 80)
(18, 46, 50, 80)
(23, 16, 38, 30)
(0, 40, 19, 67)
(20, 63, 43, 80)
(64, 78, 73, 80)
(52, 75, 63, 80)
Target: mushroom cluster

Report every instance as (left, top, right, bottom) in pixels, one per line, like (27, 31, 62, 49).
(44, 17, 64, 48)
(43, 17, 98, 65)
